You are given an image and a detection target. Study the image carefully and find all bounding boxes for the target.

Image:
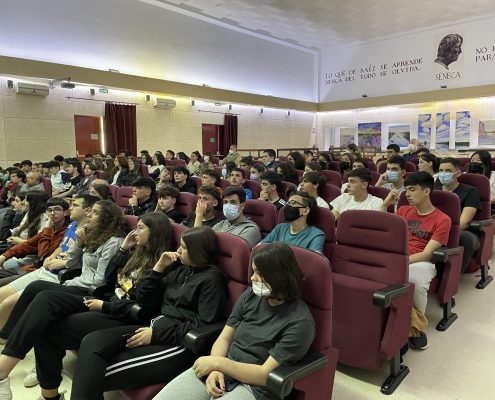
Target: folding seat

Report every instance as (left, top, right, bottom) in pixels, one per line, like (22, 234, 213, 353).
(321, 170, 342, 187)
(366, 158, 377, 172)
(122, 232, 251, 400)
(213, 166, 224, 177)
(171, 223, 187, 247)
(319, 183, 341, 204)
(243, 179, 261, 198)
(405, 162, 417, 172)
(277, 156, 287, 162)
(140, 163, 149, 177)
(398, 190, 463, 330)
(295, 169, 304, 179)
(278, 181, 298, 200)
(175, 192, 197, 218)
(167, 159, 187, 167)
(250, 245, 338, 400)
(218, 178, 230, 190)
(189, 176, 201, 190)
(243, 200, 277, 237)
(328, 161, 340, 172)
(367, 185, 393, 212)
(116, 186, 133, 209)
(458, 173, 494, 288)
(377, 157, 388, 174)
(95, 170, 106, 179)
(124, 215, 138, 231)
(108, 184, 119, 201)
(242, 168, 251, 179)
(42, 177, 52, 197)
(331, 210, 413, 394)
(278, 205, 336, 259)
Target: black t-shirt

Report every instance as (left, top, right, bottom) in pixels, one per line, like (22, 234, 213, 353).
(165, 209, 185, 224)
(181, 212, 224, 228)
(271, 198, 287, 210)
(175, 179, 197, 194)
(453, 183, 482, 212)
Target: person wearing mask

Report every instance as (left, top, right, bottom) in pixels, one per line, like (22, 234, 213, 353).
(173, 166, 198, 194)
(261, 192, 324, 253)
(126, 177, 157, 217)
(262, 149, 277, 169)
(155, 186, 185, 224)
(196, 186, 261, 248)
(229, 168, 253, 200)
(317, 152, 333, 170)
(298, 172, 329, 209)
(331, 168, 383, 221)
(403, 139, 422, 162)
(249, 164, 266, 181)
(187, 151, 202, 176)
(220, 144, 241, 166)
(339, 153, 354, 176)
(258, 172, 286, 210)
(468, 150, 495, 205)
(183, 186, 223, 228)
(376, 155, 407, 196)
(438, 157, 482, 272)
(155, 243, 315, 400)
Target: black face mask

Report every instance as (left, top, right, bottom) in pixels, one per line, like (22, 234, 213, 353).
(468, 163, 485, 175)
(284, 205, 303, 221)
(340, 161, 350, 170)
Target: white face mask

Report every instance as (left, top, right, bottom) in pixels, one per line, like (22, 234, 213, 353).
(408, 143, 417, 152)
(252, 281, 272, 297)
(229, 150, 234, 155)
(204, 156, 210, 163)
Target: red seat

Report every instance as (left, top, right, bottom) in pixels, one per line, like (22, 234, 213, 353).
(366, 159, 377, 172)
(295, 169, 304, 178)
(167, 159, 187, 167)
(108, 184, 119, 201)
(405, 162, 416, 172)
(116, 186, 133, 209)
(175, 192, 197, 218)
(213, 167, 224, 177)
(328, 161, 340, 172)
(319, 184, 341, 204)
(321, 170, 342, 187)
(243, 200, 277, 238)
(243, 180, 261, 199)
(278, 181, 297, 200)
(331, 210, 413, 394)
(124, 215, 138, 231)
(458, 173, 494, 287)
(42, 177, 52, 198)
(278, 206, 336, 259)
(398, 190, 463, 330)
(250, 245, 338, 400)
(140, 164, 149, 177)
(95, 170, 106, 180)
(190, 176, 202, 191)
(218, 178, 230, 191)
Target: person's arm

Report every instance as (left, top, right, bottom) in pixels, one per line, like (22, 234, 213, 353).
(375, 172, 388, 187)
(89, 237, 123, 288)
(210, 325, 235, 357)
(193, 202, 207, 227)
(309, 231, 325, 253)
(381, 189, 399, 212)
(409, 239, 443, 263)
(330, 195, 342, 221)
(331, 209, 340, 221)
(460, 207, 477, 230)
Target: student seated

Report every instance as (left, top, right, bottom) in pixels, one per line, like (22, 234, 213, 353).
(182, 186, 224, 228)
(156, 167, 175, 190)
(341, 158, 369, 193)
(89, 183, 113, 201)
(262, 149, 277, 169)
(258, 172, 286, 210)
(239, 156, 254, 170)
(298, 172, 329, 209)
(19, 172, 45, 195)
(331, 168, 383, 221)
(125, 177, 157, 217)
(304, 161, 322, 173)
(376, 155, 407, 202)
(386, 143, 401, 159)
(72, 163, 97, 197)
(339, 153, 354, 176)
(200, 169, 222, 193)
(154, 243, 315, 400)
(195, 186, 261, 247)
(173, 166, 198, 194)
(220, 144, 241, 166)
(107, 156, 129, 187)
(382, 172, 451, 350)
(229, 168, 253, 200)
(468, 150, 495, 207)
(187, 151, 202, 176)
(155, 186, 185, 223)
(439, 157, 481, 272)
(261, 192, 324, 253)
(46, 161, 71, 196)
(418, 153, 439, 181)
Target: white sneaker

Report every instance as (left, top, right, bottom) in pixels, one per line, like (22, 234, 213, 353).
(23, 366, 39, 387)
(0, 377, 12, 400)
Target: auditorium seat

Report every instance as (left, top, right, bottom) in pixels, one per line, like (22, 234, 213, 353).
(278, 181, 298, 200)
(321, 170, 342, 187)
(366, 158, 377, 172)
(295, 169, 304, 179)
(319, 183, 341, 204)
(331, 210, 413, 394)
(190, 176, 202, 190)
(124, 215, 138, 231)
(42, 177, 52, 197)
(250, 245, 338, 400)
(218, 178, 230, 191)
(213, 166, 224, 177)
(167, 159, 187, 167)
(458, 173, 494, 288)
(328, 161, 340, 172)
(243, 200, 277, 237)
(243, 179, 261, 199)
(140, 163, 149, 177)
(95, 170, 106, 180)
(175, 192, 197, 218)
(108, 184, 119, 201)
(116, 186, 133, 209)
(405, 162, 417, 172)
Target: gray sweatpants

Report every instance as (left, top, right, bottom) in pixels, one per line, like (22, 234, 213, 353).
(153, 368, 256, 400)
(409, 262, 436, 313)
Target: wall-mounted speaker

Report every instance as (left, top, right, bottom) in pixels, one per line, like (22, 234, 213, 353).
(90, 88, 96, 96)
(145, 94, 151, 101)
(7, 80, 13, 89)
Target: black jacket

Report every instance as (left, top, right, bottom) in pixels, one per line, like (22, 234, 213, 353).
(125, 198, 156, 216)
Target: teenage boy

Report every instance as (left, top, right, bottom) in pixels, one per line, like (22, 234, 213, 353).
(173, 166, 197, 194)
(382, 172, 451, 350)
(182, 186, 223, 228)
(299, 172, 329, 209)
(262, 149, 277, 169)
(386, 144, 401, 159)
(20, 161, 33, 174)
(200, 169, 222, 192)
(376, 155, 406, 211)
(258, 172, 286, 210)
(46, 161, 71, 196)
(155, 186, 185, 223)
(126, 177, 156, 216)
(229, 168, 253, 200)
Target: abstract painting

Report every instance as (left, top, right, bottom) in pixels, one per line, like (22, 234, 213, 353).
(418, 114, 432, 148)
(455, 111, 470, 150)
(435, 112, 450, 151)
(357, 122, 381, 148)
(478, 120, 495, 147)
(339, 127, 355, 147)
(388, 124, 410, 148)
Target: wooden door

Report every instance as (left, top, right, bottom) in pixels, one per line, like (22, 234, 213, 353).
(202, 124, 223, 155)
(74, 115, 101, 156)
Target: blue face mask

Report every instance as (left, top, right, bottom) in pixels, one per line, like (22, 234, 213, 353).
(438, 172, 454, 186)
(249, 173, 258, 181)
(223, 203, 240, 221)
(221, 168, 227, 178)
(387, 170, 400, 182)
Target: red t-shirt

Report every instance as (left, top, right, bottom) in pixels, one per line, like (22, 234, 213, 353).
(397, 206, 451, 256)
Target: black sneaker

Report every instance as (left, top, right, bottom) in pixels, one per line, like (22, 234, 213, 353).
(408, 332, 428, 350)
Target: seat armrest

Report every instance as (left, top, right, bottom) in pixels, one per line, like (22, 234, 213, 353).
(372, 284, 409, 308)
(469, 219, 493, 233)
(266, 351, 327, 399)
(58, 267, 82, 283)
(432, 246, 462, 263)
(183, 321, 225, 354)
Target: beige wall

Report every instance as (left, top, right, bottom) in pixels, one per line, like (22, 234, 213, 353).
(0, 74, 317, 166)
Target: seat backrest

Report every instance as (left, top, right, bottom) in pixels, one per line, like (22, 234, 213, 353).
(320, 183, 341, 204)
(406, 162, 417, 172)
(328, 161, 340, 172)
(250, 244, 333, 353)
(108, 184, 119, 201)
(242, 200, 277, 237)
(295, 169, 304, 178)
(458, 173, 490, 220)
(176, 192, 197, 217)
(278, 181, 298, 200)
(124, 215, 138, 231)
(398, 190, 460, 246)
(334, 210, 409, 284)
(367, 185, 390, 201)
(218, 178, 230, 190)
(168, 159, 187, 167)
(140, 163, 149, 177)
(171, 223, 187, 248)
(95, 170, 106, 180)
(366, 159, 377, 172)
(243, 180, 261, 199)
(214, 167, 224, 177)
(278, 205, 336, 259)
(190, 176, 202, 191)
(321, 170, 342, 187)
(116, 186, 133, 208)
(216, 232, 251, 316)
(42, 177, 52, 198)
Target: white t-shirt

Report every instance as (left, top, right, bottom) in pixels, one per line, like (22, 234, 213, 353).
(330, 193, 383, 214)
(490, 171, 495, 198)
(316, 196, 330, 209)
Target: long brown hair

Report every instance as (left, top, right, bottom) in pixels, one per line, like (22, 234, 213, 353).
(84, 200, 126, 252)
(17, 190, 49, 238)
(120, 213, 173, 280)
(181, 226, 218, 268)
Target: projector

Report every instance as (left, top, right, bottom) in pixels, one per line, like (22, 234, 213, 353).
(61, 82, 75, 89)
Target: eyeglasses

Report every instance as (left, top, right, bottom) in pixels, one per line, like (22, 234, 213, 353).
(287, 200, 307, 208)
(47, 207, 64, 214)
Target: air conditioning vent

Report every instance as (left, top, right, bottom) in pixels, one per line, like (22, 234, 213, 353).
(153, 98, 176, 109)
(16, 82, 49, 96)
